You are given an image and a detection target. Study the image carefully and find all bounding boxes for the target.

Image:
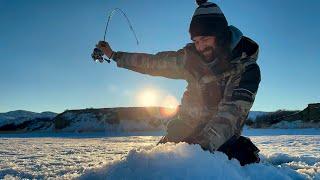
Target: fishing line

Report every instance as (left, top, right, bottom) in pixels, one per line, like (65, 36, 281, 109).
(103, 8, 139, 45)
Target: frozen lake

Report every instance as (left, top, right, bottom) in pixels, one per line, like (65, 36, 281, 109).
(0, 129, 319, 179)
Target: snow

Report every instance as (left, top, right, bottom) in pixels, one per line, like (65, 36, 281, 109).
(0, 110, 38, 119)
(0, 110, 57, 127)
(0, 110, 269, 133)
(57, 113, 166, 132)
(0, 129, 319, 179)
(271, 120, 320, 129)
(80, 143, 307, 180)
(243, 128, 320, 136)
(0, 110, 56, 120)
(58, 112, 106, 132)
(117, 119, 166, 131)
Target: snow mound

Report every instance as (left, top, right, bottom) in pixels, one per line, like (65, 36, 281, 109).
(79, 143, 306, 180)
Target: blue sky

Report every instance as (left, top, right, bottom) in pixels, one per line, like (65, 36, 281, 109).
(1, 0, 319, 113)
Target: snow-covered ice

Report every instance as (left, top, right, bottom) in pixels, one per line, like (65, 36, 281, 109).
(0, 129, 319, 179)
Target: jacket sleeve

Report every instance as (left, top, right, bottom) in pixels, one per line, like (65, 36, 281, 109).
(200, 61, 261, 151)
(112, 47, 188, 80)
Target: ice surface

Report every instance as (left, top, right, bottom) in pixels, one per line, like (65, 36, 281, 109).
(0, 136, 159, 179)
(0, 129, 319, 179)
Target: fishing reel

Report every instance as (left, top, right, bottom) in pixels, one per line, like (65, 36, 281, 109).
(92, 8, 139, 63)
(91, 47, 111, 63)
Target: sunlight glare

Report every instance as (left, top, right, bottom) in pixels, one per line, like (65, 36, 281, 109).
(136, 89, 159, 107)
(160, 95, 179, 117)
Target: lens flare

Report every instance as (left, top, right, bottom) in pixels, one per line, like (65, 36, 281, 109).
(160, 95, 179, 117)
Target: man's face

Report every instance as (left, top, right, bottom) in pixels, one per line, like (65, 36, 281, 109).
(192, 36, 217, 63)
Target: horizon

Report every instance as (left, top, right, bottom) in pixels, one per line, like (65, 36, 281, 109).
(0, 106, 303, 114)
(1, 0, 320, 113)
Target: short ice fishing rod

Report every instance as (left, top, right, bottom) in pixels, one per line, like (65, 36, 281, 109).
(91, 8, 139, 63)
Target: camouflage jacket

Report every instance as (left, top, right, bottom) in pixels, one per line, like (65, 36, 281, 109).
(112, 26, 261, 151)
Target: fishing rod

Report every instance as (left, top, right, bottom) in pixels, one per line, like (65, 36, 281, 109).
(91, 8, 139, 63)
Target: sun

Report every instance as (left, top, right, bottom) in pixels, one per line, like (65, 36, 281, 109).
(136, 88, 180, 117)
(136, 89, 159, 107)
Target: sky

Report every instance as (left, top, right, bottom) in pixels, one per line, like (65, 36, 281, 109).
(0, 0, 319, 113)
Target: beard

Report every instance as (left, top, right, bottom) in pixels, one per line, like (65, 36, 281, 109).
(199, 46, 216, 63)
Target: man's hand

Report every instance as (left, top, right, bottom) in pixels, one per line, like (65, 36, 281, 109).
(96, 41, 114, 59)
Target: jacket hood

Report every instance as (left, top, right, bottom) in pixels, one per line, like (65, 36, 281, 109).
(229, 25, 243, 50)
(229, 25, 259, 62)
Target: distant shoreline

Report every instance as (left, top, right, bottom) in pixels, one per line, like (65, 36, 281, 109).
(1, 128, 320, 139)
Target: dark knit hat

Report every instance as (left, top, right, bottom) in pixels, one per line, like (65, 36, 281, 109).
(189, 0, 228, 39)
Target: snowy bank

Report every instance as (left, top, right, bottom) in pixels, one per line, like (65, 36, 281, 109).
(0, 110, 57, 132)
(53, 107, 173, 132)
(0, 110, 56, 127)
(271, 120, 320, 129)
(79, 143, 310, 180)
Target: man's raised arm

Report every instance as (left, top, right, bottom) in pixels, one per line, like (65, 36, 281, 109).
(96, 41, 188, 80)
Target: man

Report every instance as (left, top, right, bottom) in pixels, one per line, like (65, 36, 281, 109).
(96, 1, 261, 166)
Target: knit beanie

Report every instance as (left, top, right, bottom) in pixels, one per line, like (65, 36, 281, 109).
(189, 0, 228, 39)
